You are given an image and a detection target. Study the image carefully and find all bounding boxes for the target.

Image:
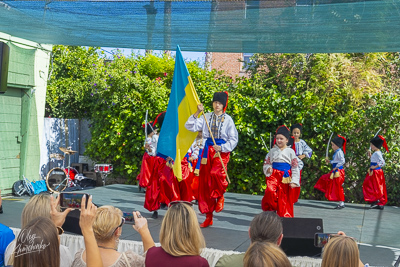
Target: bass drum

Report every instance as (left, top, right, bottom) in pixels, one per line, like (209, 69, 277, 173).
(64, 167, 78, 180)
(46, 167, 68, 193)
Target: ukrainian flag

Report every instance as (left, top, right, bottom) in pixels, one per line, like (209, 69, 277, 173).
(157, 46, 200, 181)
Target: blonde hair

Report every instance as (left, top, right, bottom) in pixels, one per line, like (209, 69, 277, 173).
(243, 242, 291, 267)
(160, 202, 205, 256)
(322, 236, 360, 267)
(93, 205, 123, 242)
(21, 194, 51, 228)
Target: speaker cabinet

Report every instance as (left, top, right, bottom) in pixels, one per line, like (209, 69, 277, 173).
(63, 209, 82, 235)
(0, 42, 10, 94)
(280, 217, 323, 257)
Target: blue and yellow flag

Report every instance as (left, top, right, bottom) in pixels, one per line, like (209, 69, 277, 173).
(157, 46, 200, 181)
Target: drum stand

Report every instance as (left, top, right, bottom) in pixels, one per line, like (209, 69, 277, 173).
(60, 146, 78, 187)
(100, 173, 110, 187)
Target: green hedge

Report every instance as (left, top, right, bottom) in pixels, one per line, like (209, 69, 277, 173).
(46, 47, 400, 205)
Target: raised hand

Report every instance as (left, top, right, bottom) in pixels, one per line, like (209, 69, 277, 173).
(50, 194, 72, 227)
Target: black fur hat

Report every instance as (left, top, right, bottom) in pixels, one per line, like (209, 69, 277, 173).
(290, 123, 303, 133)
(370, 135, 389, 152)
(212, 91, 228, 108)
(332, 135, 347, 153)
(154, 111, 166, 129)
(276, 125, 290, 140)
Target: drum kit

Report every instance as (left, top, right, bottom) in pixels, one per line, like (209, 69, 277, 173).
(46, 147, 79, 192)
(94, 163, 113, 186)
(46, 146, 113, 192)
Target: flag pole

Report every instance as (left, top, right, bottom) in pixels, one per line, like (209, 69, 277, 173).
(200, 111, 231, 184)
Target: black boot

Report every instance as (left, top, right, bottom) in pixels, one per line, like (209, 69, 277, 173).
(0, 205, 3, 214)
(151, 211, 158, 219)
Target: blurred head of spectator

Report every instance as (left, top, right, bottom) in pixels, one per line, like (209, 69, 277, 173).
(13, 216, 60, 267)
(160, 201, 206, 256)
(21, 194, 51, 228)
(93, 205, 123, 247)
(249, 211, 283, 245)
(322, 235, 361, 267)
(243, 242, 291, 267)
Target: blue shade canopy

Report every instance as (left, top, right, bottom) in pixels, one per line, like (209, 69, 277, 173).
(0, 0, 399, 53)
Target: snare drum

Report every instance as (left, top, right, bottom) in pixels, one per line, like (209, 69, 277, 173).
(64, 167, 78, 180)
(94, 164, 113, 173)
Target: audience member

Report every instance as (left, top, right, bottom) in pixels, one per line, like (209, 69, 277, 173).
(79, 194, 102, 267)
(71, 205, 154, 267)
(1, 189, 14, 267)
(4, 194, 73, 267)
(322, 232, 365, 267)
(145, 201, 209, 267)
(215, 211, 283, 267)
(243, 241, 291, 267)
(12, 216, 60, 267)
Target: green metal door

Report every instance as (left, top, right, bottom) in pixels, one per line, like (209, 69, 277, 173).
(0, 87, 21, 193)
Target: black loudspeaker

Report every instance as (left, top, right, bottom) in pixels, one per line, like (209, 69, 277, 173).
(63, 209, 82, 235)
(280, 217, 323, 257)
(0, 42, 10, 94)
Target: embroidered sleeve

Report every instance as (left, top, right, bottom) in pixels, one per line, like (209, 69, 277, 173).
(290, 152, 300, 186)
(291, 157, 298, 168)
(263, 153, 272, 177)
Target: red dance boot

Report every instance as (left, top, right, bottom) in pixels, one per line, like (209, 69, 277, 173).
(215, 196, 224, 213)
(200, 213, 213, 228)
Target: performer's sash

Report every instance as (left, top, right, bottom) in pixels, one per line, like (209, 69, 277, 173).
(272, 162, 291, 184)
(194, 148, 203, 175)
(201, 138, 226, 164)
(368, 162, 381, 176)
(330, 163, 344, 179)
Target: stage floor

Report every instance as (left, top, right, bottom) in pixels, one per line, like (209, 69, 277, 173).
(1, 184, 399, 266)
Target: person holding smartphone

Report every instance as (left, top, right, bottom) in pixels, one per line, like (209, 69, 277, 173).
(322, 231, 366, 267)
(4, 194, 73, 267)
(71, 205, 154, 267)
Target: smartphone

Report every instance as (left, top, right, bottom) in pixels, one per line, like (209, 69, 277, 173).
(314, 233, 334, 248)
(123, 211, 135, 224)
(59, 192, 90, 209)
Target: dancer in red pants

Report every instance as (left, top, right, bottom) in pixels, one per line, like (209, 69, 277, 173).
(185, 91, 238, 228)
(363, 135, 389, 210)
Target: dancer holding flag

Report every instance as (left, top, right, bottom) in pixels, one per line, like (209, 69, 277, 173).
(185, 92, 239, 228)
(155, 45, 202, 207)
(363, 134, 389, 210)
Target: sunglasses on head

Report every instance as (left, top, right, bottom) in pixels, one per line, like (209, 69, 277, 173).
(168, 200, 194, 208)
(112, 217, 125, 234)
(56, 226, 64, 235)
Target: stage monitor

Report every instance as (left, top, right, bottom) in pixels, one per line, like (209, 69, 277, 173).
(281, 217, 323, 257)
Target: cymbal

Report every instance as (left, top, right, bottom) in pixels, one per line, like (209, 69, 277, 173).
(59, 147, 78, 155)
(50, 153, 65, 160)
